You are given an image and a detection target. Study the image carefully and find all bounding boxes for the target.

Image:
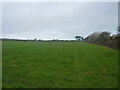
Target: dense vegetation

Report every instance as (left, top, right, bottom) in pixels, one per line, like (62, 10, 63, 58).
(84, 27, 120, 50)
(3, 41, 118, 88)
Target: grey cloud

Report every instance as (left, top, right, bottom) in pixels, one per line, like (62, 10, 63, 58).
(2, 2, 118, 40)
(0, 3, 2, 34)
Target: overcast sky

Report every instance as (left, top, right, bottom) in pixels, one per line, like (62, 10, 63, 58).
(1, 2, 118, 40)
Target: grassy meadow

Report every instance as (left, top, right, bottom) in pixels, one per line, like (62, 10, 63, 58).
(2, 41, 118, 88)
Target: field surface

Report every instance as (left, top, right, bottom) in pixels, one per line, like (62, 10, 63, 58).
(2, 41, 118, 88)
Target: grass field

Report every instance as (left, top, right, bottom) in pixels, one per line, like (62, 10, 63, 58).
(2, 41, 118, 88)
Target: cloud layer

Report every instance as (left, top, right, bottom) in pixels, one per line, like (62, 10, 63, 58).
(2, 2, 118, 40)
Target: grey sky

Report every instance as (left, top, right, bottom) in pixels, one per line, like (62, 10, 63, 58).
(2, 2, 118, 40)
(0, 3, 2, 36)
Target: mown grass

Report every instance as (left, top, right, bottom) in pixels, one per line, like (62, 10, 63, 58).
(2, 41, 118, 88)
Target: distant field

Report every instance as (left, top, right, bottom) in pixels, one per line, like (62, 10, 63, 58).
(2, 41, 118, 88)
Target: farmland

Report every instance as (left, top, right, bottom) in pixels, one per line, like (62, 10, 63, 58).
(2, 41, 118, 88)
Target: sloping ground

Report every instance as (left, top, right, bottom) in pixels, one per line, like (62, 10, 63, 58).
(2, 41, 118, 88)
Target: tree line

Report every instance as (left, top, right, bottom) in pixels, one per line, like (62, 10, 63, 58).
(1, 27, 119, 50)
(75, 27, 119, 50)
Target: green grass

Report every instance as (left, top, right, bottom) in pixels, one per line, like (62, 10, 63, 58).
(2, 41, 118, 88)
